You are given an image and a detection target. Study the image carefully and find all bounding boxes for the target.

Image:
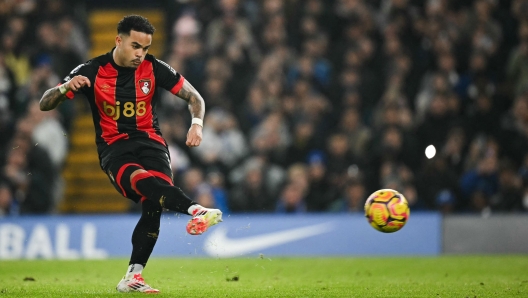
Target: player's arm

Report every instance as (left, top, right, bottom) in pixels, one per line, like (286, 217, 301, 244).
(39, 86, 68, 111)
(177, 79, 205, 120)
(40, 76, 91, 111)
(176, 79, 205, 147)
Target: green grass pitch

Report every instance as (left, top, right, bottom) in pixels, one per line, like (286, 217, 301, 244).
(1, 256, 527, 297)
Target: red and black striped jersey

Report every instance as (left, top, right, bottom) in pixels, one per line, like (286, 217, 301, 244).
(62, 48, 184, 155)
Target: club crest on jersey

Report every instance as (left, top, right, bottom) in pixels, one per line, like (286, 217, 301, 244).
(138, 79, 152, 95)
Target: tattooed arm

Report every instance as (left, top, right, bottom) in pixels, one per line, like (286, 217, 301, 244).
(176, 79, 205, 147)
(40, 75, 91, 111)
(176, 79, 205, 120)
(39, 87, 68, 111)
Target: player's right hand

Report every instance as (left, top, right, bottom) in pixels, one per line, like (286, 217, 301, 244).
(65, 75, 91, 91)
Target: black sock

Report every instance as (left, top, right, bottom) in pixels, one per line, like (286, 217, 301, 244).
(134, 176, 196, 214)
(129, 200, 162, 267)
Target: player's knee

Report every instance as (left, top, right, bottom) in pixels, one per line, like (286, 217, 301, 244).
(130, 169, 154, 188)
(129, 169, 157, 197)
(130, 169, 149, 182)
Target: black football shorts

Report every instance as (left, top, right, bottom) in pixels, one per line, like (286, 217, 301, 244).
(99, 138, 173, 203)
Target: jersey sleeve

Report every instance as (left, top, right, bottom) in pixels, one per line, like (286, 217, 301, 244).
(154, 59, 185, 95)
(60, 61, 96, 99)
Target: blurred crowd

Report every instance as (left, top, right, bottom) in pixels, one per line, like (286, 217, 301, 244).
(0, 0, 85, 216)
(2, 0, 528, 216)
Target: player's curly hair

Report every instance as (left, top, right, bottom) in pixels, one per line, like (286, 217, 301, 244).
(117, 15, 155, 35)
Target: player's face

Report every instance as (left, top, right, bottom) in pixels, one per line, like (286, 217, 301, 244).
(115, 30, 152, 68)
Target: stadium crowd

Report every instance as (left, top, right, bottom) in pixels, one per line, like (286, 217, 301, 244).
(1, 0, 528, 216)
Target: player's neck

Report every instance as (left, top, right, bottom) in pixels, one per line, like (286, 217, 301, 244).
(112, 48, 127, 68)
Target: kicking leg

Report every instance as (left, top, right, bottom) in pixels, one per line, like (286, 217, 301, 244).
(130, 168, 195, 213)
(129, 169, 223, 235)
(110, 163, 222, 233)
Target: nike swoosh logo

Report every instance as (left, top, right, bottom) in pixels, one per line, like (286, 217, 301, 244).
(203, 222, 335, 258)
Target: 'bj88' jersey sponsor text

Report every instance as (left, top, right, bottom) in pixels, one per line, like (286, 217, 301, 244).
(103, 101, 147, 120)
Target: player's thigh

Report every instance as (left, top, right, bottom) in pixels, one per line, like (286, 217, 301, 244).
(103, 154, 143, 202)
(138, 148, 174, 186)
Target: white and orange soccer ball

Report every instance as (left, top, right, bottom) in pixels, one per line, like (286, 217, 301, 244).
(364, 189, 410, 233)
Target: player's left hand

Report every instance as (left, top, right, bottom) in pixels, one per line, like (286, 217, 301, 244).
(186, 124, 203, 147)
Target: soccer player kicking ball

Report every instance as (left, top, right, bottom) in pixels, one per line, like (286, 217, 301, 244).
(39, 15, 222, 293)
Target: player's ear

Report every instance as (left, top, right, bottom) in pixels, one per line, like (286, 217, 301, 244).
(115, 35, 122, 47)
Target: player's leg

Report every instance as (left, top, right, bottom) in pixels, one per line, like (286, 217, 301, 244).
(101, 159, 159, 293)
(133, 148, 223, 235)
(116, 199, 163, 293)
(104, 159, 162, 293)
(129, 198, 162, 268)
(130, 168, 195, 213)
(107, 158, 194, 213)
(109, 156, 222, 234)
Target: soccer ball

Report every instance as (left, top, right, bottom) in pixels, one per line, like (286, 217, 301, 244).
(364, 189, 410, 233)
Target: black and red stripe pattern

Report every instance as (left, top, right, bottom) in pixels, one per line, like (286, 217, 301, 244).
(134, 59, 166, 145)
(63, 49, 185, 157)
(95, 62, 123, 145)
(115, 163, 142, 196)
